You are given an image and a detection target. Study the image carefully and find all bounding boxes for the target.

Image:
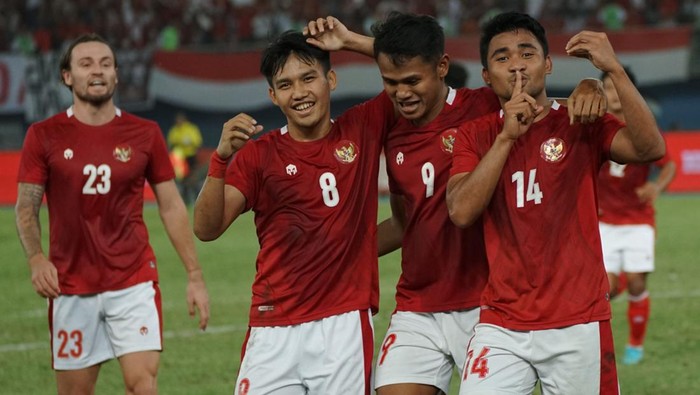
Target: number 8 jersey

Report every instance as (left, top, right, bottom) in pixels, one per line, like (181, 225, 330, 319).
(17, 107, 175, 294)
(226, 93, 395, 327)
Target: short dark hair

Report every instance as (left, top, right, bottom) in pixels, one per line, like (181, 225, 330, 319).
(479, 12, 548, 69)
(59, 33, 117, 87)
(601, 66, 637, 86)
(260, 30, 331, 87)
(445, 63, 469, 88)
(371, 11, 444, 66)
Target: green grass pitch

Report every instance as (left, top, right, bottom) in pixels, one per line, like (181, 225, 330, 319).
(1, 195, 698, 394)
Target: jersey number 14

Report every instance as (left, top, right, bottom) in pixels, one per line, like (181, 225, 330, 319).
(511, 169, 543, 208)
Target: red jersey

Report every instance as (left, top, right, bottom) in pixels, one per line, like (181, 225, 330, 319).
(226, 93, 396, 327)
(17, 107, 174, 294)
(451, 102, 624, 330)
(597, 147, 672, 227)
(384, 87, 500, 312)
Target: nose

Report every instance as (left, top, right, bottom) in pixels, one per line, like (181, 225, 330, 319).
(291, 81, 308, 99)
(395, 84, 412, 100)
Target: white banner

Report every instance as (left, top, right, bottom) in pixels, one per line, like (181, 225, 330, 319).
(0, 54, 27, 114)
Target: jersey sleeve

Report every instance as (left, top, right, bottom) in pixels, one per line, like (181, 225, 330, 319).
(348, 91, 397, 143)
(146, 126, 176, 184)
(598, 113, 626, 160)
(450, 119, 483, 177)
(225, 141, 259, 212)
(17, 124, 48, 184)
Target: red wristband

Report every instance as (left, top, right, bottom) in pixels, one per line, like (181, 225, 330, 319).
(207, 151, 229, 178)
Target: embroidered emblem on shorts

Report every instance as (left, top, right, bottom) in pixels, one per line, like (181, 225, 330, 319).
(440, 128, 458, 154)
(239, 378, 250, 395)
(257, 305, 274, 312)
(140, 326, 149, 336)
(63, 149, 74, 160)
(539, 137, 566, 163)
(333, 140, 358, 164)
(113, 145, 132, 163)
(396, 152, 404, 165)
(149, 261, 156, 269)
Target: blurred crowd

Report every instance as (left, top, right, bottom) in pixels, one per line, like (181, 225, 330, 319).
(1, 0, 699, 55)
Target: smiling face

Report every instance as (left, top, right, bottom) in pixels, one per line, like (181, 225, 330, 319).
(268, 53, 336, 139)
(482, 29, 551, 104)
(377, 53, 449, 126)
(62, 41, 117, 106)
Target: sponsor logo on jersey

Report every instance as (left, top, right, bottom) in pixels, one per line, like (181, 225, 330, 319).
(63, 149, 74, 160)
(286, 164, 297, 175)
(539, 137, 566, 162)
(333, 140, 358, 164)
(396, 152, 404, 165)
(440, 128, 458, 154)
(113, 145, 132, 163)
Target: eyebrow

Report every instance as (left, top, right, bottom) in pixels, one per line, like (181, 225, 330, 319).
(381, 73, 420, 84)
(274, 69, 318, 86)
(490, 42, 539, 59)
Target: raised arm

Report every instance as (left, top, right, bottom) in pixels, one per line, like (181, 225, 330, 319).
(447, 72, 543, 227)
(153, 180, 210, 330)
(193, 113, 262, 241)
(566, 31, 664, 163)
(304, 16, 374, 57)
(15, 182, 60, 298)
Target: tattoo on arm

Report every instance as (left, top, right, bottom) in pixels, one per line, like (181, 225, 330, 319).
(15, 183, 45, 259)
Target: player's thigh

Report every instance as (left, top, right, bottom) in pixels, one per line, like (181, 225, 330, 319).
(534, 321, 618, 395)
(118, 350, 159, 393)
(235, 325, 306, 395)
(620, 225, 655, 274)
(438, 308, 480, 375)
(459, 324, 538, 395)
(50, 294, 114, 371)
(375, 312, 454, 393)
(599, 223, 623, 274)
(307, 310, 374, 395)
(103, 281, 163, 357)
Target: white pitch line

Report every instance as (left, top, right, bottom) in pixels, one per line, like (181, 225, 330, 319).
(0, 324, 248, 354)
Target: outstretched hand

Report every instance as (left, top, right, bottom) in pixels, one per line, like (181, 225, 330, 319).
(303, 16, 350, 51)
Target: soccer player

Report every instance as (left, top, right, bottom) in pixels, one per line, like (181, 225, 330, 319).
(193, 31, 396, 394)
(14, 33, 210, 395)
(598, 66, 677, 365)
(447, 12, 665, 394)
(306, 12, 608, 395)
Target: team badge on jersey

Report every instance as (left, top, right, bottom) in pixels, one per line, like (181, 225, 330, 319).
(333, 140, 358, 164)
(540, 137, 566, 163)
(440, 129, 458, 154)
(63, 148, 74, 160)
(113, 145, 132, 163)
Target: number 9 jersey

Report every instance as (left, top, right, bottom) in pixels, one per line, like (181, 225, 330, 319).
(17, 107, 175, 295)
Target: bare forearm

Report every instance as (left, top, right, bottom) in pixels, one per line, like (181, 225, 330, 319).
(654, 161, 677, 192)
(344, 32, 374, 57)
(377, 217, 403, 256)
(447, 135, 514, 227)
(193, 177, 228, 241)
(15, 183, 45, 260)
(610, 70, 665, 161)
(160, 201, 201, 274)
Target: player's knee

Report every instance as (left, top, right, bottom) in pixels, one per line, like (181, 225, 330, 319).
(124, 374, 157, 395)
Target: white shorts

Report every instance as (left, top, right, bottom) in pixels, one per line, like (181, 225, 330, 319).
(374, 309, 479, 393)
(49, 281, 162, 370)
(235, 310, 374, 395)
(459, 322, 619, 395)
(599, 223, 655, 274)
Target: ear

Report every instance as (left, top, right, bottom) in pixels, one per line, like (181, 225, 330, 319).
(545, 55, 553, 75)
(438, 54, 450, 79)
(481, 68, 491, 86)
(268, 86, 278, 106)
(62, 70, 72, 88)
(326, 69, 337, 91)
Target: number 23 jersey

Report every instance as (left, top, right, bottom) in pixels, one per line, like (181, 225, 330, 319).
(17, 108, 175, 294)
